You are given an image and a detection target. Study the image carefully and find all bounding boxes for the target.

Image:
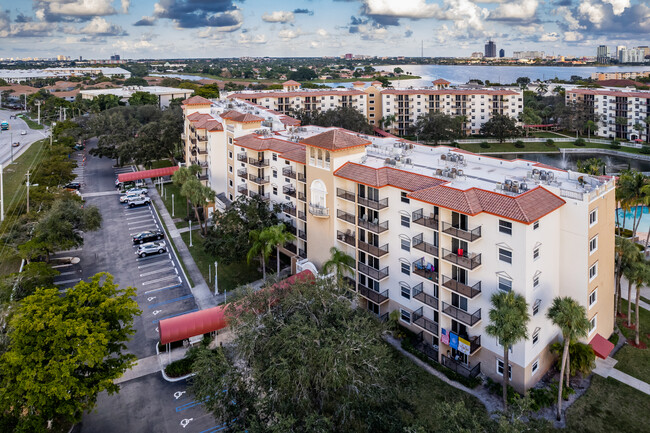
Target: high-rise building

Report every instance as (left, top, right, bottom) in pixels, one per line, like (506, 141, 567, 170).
(110, 54, 121, 61)
(513, 51, 545, 60)
(596, 45, 610, 63)
(484, 41, 496, 58)
(636, 46, 650, 58)
(618, 47, 644, 63)
(499, 49, 505, 58)
(616, 45, 626, 59)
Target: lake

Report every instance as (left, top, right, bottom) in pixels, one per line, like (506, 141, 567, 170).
(491, 151, 650, 173)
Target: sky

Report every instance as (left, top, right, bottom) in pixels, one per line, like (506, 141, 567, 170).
(0, 0, 648, 59)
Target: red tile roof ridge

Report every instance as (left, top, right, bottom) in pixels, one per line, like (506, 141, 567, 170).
(182, 95, 211, 106)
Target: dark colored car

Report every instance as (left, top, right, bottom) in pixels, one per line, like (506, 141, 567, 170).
(132, 229, 165, 244)
(64, 182, 81, 190)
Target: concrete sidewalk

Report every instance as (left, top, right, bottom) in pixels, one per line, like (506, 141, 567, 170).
(620, 277, 650, 311)
(593, 357, 650, 395)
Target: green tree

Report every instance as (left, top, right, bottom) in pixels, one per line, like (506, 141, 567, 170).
(547, 296, 590, 421)
(516, 76, 531, 90)
(614, 236, 640, 322)
(263, 224, 296, 275)
(0, 262, 59, 303)
(128, 91, 158, 106)
(576, 157, 605, 176)
(407, 111, 463, 144)
(632, 260, 650, 345)
(520, 106, 542, 125)
(585, 120, 598, 141)
(195, 83, 220, 99)
(288, 67, 317, 81)
(480, 113, 521, 143)
(616, 170, 647, 239)
(485, 290, 530, 410)
(123, 76, 149, 87)
(246, 228, 274, 280)
(393, 67, 404, 75)
(0, 273, 140, 431)
(292, 106, 374, 134)
(173, 166, 215, 235)
(322, 246, 355, 285)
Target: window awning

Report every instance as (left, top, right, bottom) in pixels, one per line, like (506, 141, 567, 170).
(117, 166, 179, 183)
(589, 333, 615, 359)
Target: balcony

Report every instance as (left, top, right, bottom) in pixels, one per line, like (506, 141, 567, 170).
(414, 332, 439, 362)
(336, 188, 355, 202)
(198, 174, 208, 181)
(441, 222, 482, 242)
(308, 203, 330, 217)
(284, 242, 297, 254)
(441, 302, 481, 327)
(357, 283, 389, 304)
(297, 173, 306, 183)
(412, 209, 438, 229)
(441, 248, 481, 270)
(297, 192, 306, 202)
(358, 216, 389, 234)
(237, 168, 248, 178)
(412, 258, 438, 283)
(283, 204, 296, 217)
(358, 195, 388, 210)
(336, 230, 356, 247)
(358, 241, 389, 258)
(412, 307, 439, 335)
(336, 209, 355, 224)
(412, 283, 438, 309)
(283, 185, 296, 197)
(282, 167, 296, 179)
(357, 262, 389, 281)
(237, 185, 248, 195)
(286, 225, 297, 235)
(441, 275, 481, 299)
(237, 152, 247, 163)
(298, 248, 307, 259)
(248, 157, 269, 167)
(298, 229, 307, 241)
(463, 335, 482, 355)
(248, 174, 269, 185)
(248, 190, 270, 202)
(412, 234, 437, 257)
(441, 355, 481, 379)
(298, 211, 306, 221)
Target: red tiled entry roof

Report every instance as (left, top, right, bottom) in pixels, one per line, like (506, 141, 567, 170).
(335, 162, 446, 191)
(182, 95, 211, 106)
(589, 333, 615, 359)
(220, 110, 265, 123)
(300, 129, 370, 152)
(118, 166, 178, 183)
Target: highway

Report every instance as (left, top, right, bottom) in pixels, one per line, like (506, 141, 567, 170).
(0, 108, 50, 165)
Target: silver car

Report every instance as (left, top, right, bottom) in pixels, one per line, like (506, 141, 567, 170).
(135, 241, 167, 258)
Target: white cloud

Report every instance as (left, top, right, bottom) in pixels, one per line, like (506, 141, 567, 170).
(47, 0, 117, 17)
(564, 31, 584, 41)
(0, 21, 51, 38)
(262, 11, 294, 23)
(317, 28, 328, 37)
(516, 23, 543, 35)
(239, 33, 267, 44)
(121, 0, 130, 14)
(279, 28, 302, 40)
(603, 0, 630, 15)
(113, 39, 154, 52)
(362, 0, 441, 18)
(554, 6, 584, 30)
(578, 1, 606, 25)
(69, 17, 125, 35)
(489, 0, 538, 20)
(539, 32, 559, 42)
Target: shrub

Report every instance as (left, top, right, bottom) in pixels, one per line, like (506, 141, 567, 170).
(450, 141, 459, 147)
(640, 145, 650, 154)
(574, 138, 586, 146)
(529, 387, 556, 411)
(546, 139, 555, 147)
(165, 356, 195, 378)
(514, 140, 525, 148)
(486, 377, 519, 404)
(609, 332, 619, 345)
(479, 141, 491, 149)
(609, 143, 622, 149)
(550, 341, 596, 377)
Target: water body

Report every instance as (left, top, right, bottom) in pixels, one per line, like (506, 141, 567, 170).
(491, 151, 650, 173)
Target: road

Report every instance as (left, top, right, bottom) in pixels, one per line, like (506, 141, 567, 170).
(0, 109, 49, 165)
(51, 139, 217, 432)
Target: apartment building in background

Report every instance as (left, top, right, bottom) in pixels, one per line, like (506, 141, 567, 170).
(566, 88, 650, 142)
(180, 95, 615, 392)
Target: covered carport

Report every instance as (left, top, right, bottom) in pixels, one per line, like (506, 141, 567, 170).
(117, 166, 179, 183)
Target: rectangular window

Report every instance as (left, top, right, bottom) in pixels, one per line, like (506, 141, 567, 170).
(272, 170, 277, 178)
(533, 275, 540, 288)
(228, 165, 233, 173)
(401, 262, 410, 275)
(532, 359, 539, 375)
(532, 329, 540, 345)
(401, 191, 410, 204)
(498, 276, 512, 292)
(533, 300, 540, 316)
(401, 215, 410, 228)
(401, 285, 410, 299)
(589, 236, 598, 254)
(533, 221, 539, 230)
(272, 153, 277, 161)
(229, 193, 233, 201)
(589, 314, 597, 335)
(499, 220, 512, 235)
(228, 151, 233, 159)
(533, 248, 540, 261)
(228, 179, 233, 187)
(401, 309, 411, 323)
(496, 359, 512, 379)
(589, 288, 597, 308)
(499, 248, 512, 264)
(589, 262, 598, 281)
(589, 209, 598, 226)
(401, 238, 410, 252)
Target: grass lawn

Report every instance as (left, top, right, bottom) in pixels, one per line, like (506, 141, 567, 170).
(180, 231, 262, 293)
(454, 140, 646, 156)
(613, 301, 650, 383)
(148, 159, 174, 170)
(17, 114, 44, 130)
(566, 375, 650, 433)
(530, 131, 567, 138)
(159, 182, 189, 228)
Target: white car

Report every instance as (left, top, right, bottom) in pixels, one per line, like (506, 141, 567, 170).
(120, 192, 144, 203)
(126, 187, 148, 195)
(135, 241, 167, 258)
(20, 130, 27, 135)
(128, 196, 151, 208)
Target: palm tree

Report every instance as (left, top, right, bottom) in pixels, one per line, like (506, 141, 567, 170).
(181, 179, 215, 236)
(615, 236, 640, 321)
(576, 157, 605, 176)
(322, 246, 355, 286)
(485, 290, 530, 410)
(264, 223, 296, 275)
(547, 297, 590, 421)
(631, 260, 650, 345)
(585, 120, 597, 141)
(379, 114, 396, 131)
(616, 170, 647, 239)
(246, 229, 274, 281)
(537, 82, 548, 96)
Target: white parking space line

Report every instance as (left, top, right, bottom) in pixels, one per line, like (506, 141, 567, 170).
(139, 268, 176, 277)
(51, 263, 73, 269)
(138, 260, 172, 269)
(57, 271, 80, 276)
(128, 218, 154, 225)
(142, 275, 179, 286)
(55, 278, 82, 285)
(137, 253, 172, 262)
(129, 224, 158, 231)
(126, 214, 153, 220)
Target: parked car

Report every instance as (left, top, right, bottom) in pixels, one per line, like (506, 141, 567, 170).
(73, 144, 85, 150)
(135, 241, 166, 258)
(132, 229, 165, 244)
(120, 192, 145, 203)
(64, 182, 81, 190)
(11, 142, 19, 147)
(127, 196, 151, 208)
(20, 130, 26, 135)
(126, 187, 148, 195)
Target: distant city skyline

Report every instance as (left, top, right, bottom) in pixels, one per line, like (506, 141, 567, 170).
(0, 0, 648, 59)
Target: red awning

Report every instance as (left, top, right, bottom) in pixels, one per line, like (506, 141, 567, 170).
(158, 270, 314, 345)
(589, 333, 615, 359)
(117, 166, 179, 183)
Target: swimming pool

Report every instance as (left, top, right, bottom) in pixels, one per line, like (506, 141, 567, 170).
(617, 206, 650, 233)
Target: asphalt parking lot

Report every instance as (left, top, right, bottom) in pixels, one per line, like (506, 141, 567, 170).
(65, 140, 216, 432)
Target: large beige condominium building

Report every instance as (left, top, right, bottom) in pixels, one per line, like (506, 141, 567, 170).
(181, 96, 615, 393)
(566, 88, 650, 142)
(590, 71, 650, 81)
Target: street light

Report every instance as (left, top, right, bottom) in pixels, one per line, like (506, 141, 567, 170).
(189, 220, 193, 247)
(172, 193, 174, 216)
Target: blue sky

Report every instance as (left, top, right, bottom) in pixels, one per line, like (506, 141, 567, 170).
(0, 0, 648, 59)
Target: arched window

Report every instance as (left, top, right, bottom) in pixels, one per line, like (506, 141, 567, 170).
(310, 179, 327, 208)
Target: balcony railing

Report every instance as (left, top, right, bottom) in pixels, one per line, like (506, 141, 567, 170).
(441, 222, 482, 242)
(298, 230, 307, 241)
(412, 307, 439, 335)
(248, 190, 270, 201)
(465, 335, 481, 354)
(308, 204, 330, 217)
(412, 234, 437, 257)
(441, 248, 481, 270)
(248, 157, 269, 167)
(441, 302, 481, 327)
(299, 248, 307, 259)
(248, 174, 269, 185)
(336, 230, 356, 247)
(357, 283, 389, 304)
(282, 167, 296, 179)
(297, 173, 306, 182)
(441, 275, 481, 299)
(297, 192, 306, 202)
(336, 188, 355, 202)
(358, 216, 389, 234)
(414, 332, 439, 362)
(283, 205, 296, 217)
(198, 174, 208, 181)
(237, 185, 248, 195)
(357, 262, 389, 281)
(286, 225, 297, 235)
(337, 209, 355, 224)
(358, 195, 388, 210)
(284, 242, 297, 254)
(283, 185, 296, 197)
(441, 355, 481, 378)
(412, 209, 438, 229)
(237, 168, 248, 178)
(412, 258, 438, 283)
(237, 152, 247, 162)
(358, 241, 389, 258)
(412, 283, 438, 309)
(298, 211, 306, 221)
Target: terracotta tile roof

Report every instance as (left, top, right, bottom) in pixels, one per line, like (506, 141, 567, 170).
(0, 84, 39, 95)
(240, 101, 301, 127)
(334, 162, 446, 191)
(205, 119, 223, 131)
(381, 88, 520, 96)
(186, 112, 206, 121)
(182, 95, 211, 106)
(300, 129, 370, 152)
(220, 110, 264, 123)
(568, 88, 650, 99)
(280, 147, 306, 164)
(283, 80, 300, 86)
(235, 134, 304, 155)
(408, 185, 565, 224)
(432, 79, 451, 84)
(228, 89, 366, 99)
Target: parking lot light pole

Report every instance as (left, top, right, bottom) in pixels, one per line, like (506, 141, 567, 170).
(0, 164, 4, 221)
(214, 261, 218, 297)
(172, 194, 174, 217)
(189, 221, 193, 247)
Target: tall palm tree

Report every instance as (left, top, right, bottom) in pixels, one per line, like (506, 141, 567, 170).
(547, 297, 590, 421)
(485, 290, 530, 411)
(616, 170, 647, 239)
(264, 223, 296, 275)
(576, 157, 605, 176)
(615, 236, 640, 321)
(322, 246, 355, 286)
(585, 120, 597, 141)
(632, 260, 650, 345)
(246, 229, 274, 281)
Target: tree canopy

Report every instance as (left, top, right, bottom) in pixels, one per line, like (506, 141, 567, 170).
(128, 91, 158, 106)
(288, 67, 318, 81)
(407, 111, 464, 144)
(480, 114, 522, 143)
(292, 106, 374, 134)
